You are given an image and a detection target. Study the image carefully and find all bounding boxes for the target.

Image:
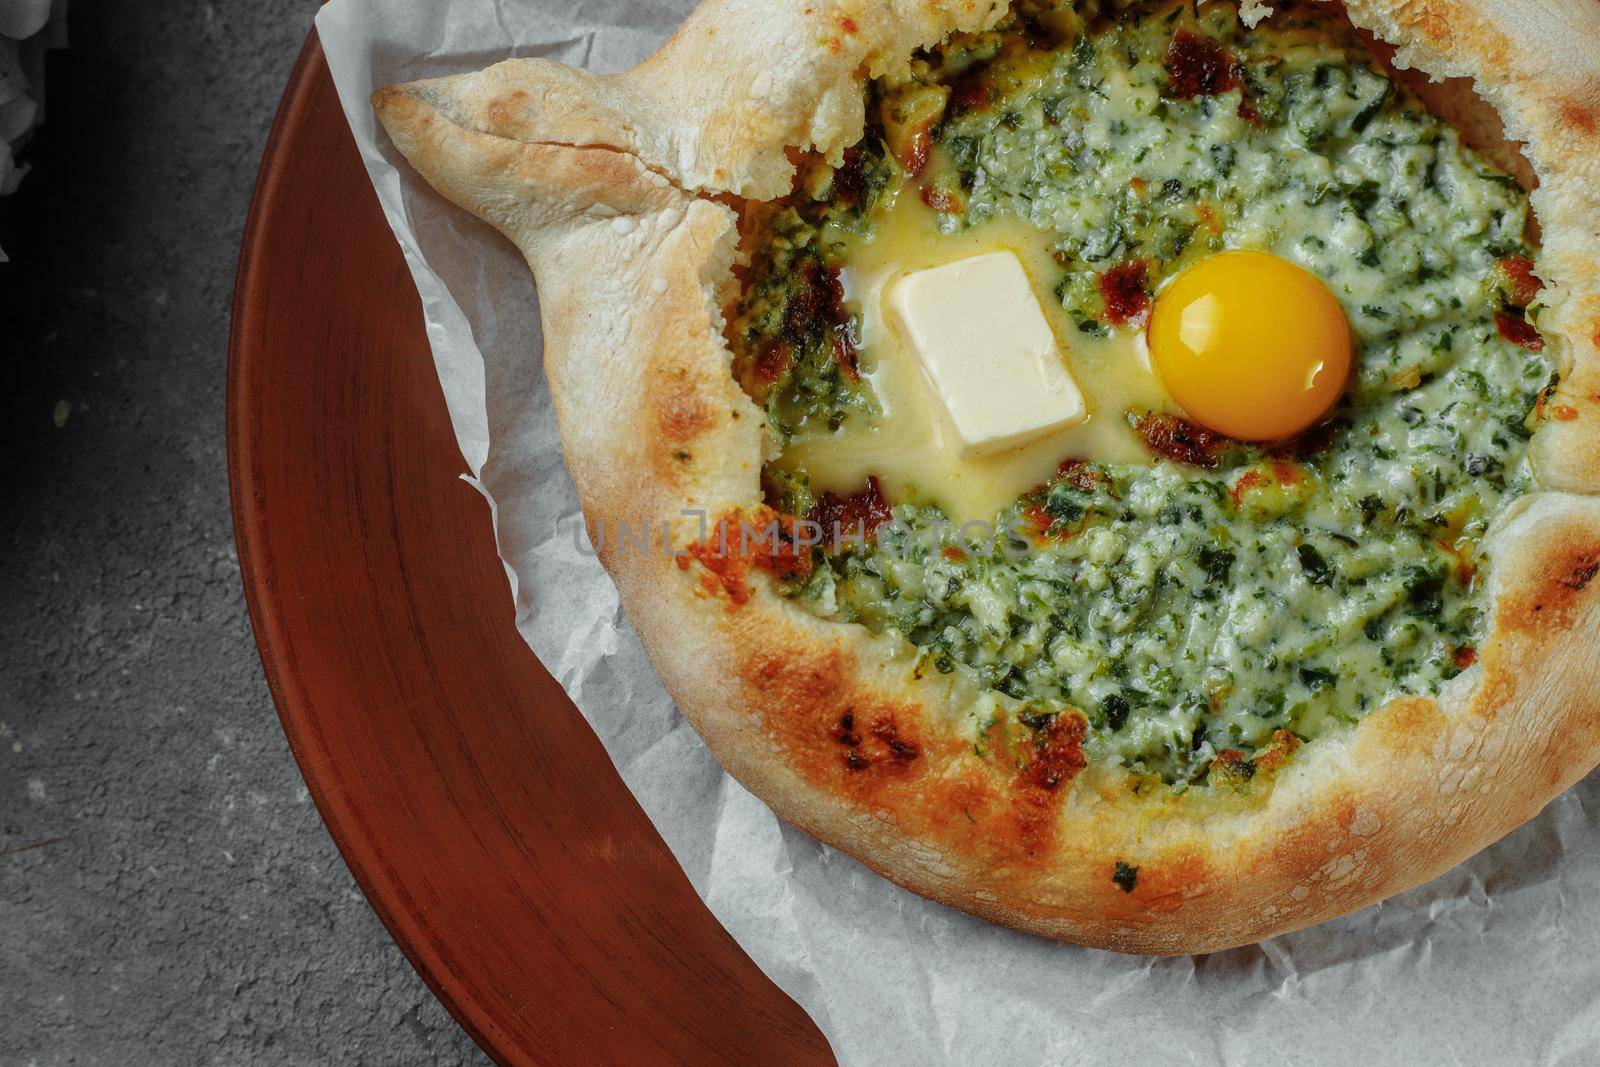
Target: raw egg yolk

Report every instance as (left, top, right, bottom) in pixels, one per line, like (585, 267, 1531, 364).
(1148, 250, 1352, 441)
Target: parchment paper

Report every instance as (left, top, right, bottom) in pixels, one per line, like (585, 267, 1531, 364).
(314, 2, 1600, 1062)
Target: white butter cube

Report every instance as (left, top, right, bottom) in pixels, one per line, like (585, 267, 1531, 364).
(886, 252, 1086, 458)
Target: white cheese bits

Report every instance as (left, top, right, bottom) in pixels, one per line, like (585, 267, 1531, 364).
(886, 252, 1086, 458)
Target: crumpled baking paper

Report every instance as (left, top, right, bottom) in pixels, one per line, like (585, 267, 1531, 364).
(314, 2, 1600, 1062)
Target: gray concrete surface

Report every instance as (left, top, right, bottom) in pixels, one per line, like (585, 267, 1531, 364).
(0, 3, 487, 1063)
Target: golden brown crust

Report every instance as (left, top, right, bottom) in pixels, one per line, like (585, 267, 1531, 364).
(374, 0, 1600, 953)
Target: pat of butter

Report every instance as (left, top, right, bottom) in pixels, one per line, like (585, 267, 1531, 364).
(886, 252, 1087, 458)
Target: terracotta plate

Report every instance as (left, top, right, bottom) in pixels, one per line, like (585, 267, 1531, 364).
(227, 31, 833, 1066)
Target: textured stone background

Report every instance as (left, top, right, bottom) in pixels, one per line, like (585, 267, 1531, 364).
(0, 3, 486, 1062)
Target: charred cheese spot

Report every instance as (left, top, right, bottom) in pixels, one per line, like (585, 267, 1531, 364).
(1495, 309, 1545, 351)
(1129, 411, 1229, 469)
(1003, 713, 1089, 857)
(1164, 30, 1243, 102)
(678, 508, 814, 608)
(809, 477, 893, 543)
(1022, 714, 1089, 792)
(1211, 729, 1300, 790)
(1098, 260, 1151, 327)
(1497, 256, 1542, 308)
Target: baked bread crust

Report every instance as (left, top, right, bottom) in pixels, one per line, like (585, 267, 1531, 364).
(373, 0, 1600, 953)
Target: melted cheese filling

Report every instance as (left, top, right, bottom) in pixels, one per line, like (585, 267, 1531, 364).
(769, 184, 1171, 524)
(728, 0, 1551, 785)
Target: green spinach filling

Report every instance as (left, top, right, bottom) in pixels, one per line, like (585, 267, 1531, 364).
(727, 0, 1555, 787)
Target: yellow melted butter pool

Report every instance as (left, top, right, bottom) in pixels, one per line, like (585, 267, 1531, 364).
(771, 183, 1173, 525)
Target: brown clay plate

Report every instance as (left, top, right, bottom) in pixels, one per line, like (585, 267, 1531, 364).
(227, 30, 833, 1065)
